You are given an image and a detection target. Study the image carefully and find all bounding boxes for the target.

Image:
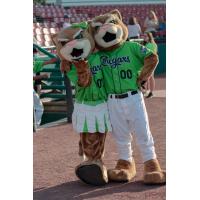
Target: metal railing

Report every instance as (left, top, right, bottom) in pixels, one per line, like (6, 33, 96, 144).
(33, 43, 74, 123)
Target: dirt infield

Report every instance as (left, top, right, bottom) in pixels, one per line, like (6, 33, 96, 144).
(33, 77, 166, 200)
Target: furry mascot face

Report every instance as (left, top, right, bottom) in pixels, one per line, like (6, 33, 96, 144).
(52, 22, 95, 62)
(90, 10, 128, 50)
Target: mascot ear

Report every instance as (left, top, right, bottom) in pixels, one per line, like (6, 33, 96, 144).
(87, 20, 93, 34)
(50, 33, 66, 61)
(109, 9, 122, 21)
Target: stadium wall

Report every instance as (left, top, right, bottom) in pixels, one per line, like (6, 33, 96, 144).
(46, 0, 166, 6)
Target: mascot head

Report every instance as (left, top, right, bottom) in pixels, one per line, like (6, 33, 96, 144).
(89, 10, 128, 50)
(52, 22, 95, 62)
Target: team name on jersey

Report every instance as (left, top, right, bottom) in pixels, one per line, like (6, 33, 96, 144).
(100, 56, 130, 69)
(90, 65, 102, 75)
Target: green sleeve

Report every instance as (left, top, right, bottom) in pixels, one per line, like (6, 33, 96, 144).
(66, 64, 78, 85)
(33, 60, 44, 73)
(131, 42, 153, 61)
(145, 43, 158, 54)
(128, 42, 154, 75)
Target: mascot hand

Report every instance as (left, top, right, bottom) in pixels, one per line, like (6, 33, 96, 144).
(137, 78, 147, 91)
(72, 59, 89, 73)
(72, 59, 92, 87)
(138, 54, 158, 84)
(60, 60, 71, 73)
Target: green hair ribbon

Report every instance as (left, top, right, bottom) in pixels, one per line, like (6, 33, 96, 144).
(71, 21, 88, 29)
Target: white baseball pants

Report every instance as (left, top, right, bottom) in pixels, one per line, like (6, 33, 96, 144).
(107, 91, 156, 163)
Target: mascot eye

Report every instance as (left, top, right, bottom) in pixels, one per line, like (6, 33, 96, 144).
(75, 33, 83, 39)
(60, 41, 67, 46)
(109, 20, 116, 24)
(95, 26, 100, 31)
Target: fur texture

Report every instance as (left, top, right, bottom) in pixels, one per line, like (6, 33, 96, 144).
(72, 59, 92, 87)
(137, 54, 159, 88)
(89, 9, 128, 50)
(143, 159, 166, 184)
(52, 26, 95, 61)
(108, 159, 136, 182)
(77, 132, 108, 185)
(80, 132, 107, 160)
(52, 24, 94, 87)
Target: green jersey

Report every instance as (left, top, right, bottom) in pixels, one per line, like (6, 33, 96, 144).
(99, 41, 153, 94)
(145, 42, 158, 54)
(67, 52, 107, 106)
(33, 57, 44, 85)
(33, 59, 44, 74)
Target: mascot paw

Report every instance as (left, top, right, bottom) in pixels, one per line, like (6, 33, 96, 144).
(108, 159, 136, 182)
(144, 170, 166, 184)
(75, 160, 108, 186)
(143, 159, 166, 185)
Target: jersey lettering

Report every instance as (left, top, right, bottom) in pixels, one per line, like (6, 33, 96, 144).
(120, 69, 132, 79)
(96, 78, 103, 88)
(100, 55, 130, 68)
(90, 65, 102, 75)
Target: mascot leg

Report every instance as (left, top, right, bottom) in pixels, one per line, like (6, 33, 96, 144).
(75, 132, 108, 186)
(127, 92, 166, 184)
(78, 139, 87, 162)
(106, 100, 137, 182)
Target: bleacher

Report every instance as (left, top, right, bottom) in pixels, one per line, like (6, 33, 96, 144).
(33, 22, 59, 47)
(33, 3, 166, 48)
(73, 4, 165, 25)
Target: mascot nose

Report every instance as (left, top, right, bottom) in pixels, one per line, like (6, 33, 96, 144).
(67, 40, 77, 48)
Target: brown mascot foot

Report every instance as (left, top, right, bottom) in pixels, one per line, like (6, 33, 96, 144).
(75, 159, 108, 186)
(108, 159, 136, 182)
(143, 159, 166, 185)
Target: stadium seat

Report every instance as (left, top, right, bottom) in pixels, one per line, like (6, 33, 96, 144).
(36, 34, 45, 42)
(33, 3, 166, 42)
(50, 28, 57, 34)
(43, 22, 50, 28)
(44, 34, 52, 42)
(36, 40, 45, 47)
(45, 40, 54, 47)
(43, 28, 50, 34)
(35, 28, 43, 35)
(36, 22, 43, 27)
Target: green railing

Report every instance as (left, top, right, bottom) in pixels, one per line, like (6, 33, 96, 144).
(33, 44, 74, 124)
(33, 43, 57, 59)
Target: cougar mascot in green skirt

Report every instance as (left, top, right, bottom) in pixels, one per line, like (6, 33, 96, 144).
(52, 22, 112, 186)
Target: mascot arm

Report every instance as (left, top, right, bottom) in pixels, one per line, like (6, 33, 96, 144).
(72, 60, 92, 87)
(137, 53, 158, 86)
(60, 59, 71, 73)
